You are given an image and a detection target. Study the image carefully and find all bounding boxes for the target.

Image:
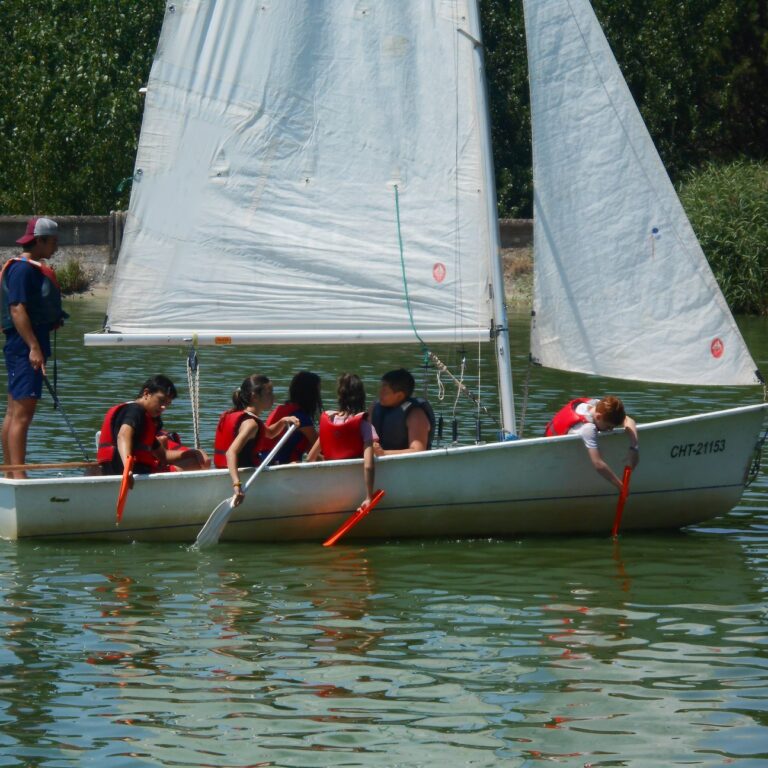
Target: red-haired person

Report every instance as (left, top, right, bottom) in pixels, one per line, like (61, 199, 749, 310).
(545, 396, 639, 490)
(307, 373, 377, 509)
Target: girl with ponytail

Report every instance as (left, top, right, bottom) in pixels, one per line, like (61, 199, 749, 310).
(213, 374, 299, 506)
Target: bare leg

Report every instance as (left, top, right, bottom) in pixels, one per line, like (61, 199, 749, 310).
(171, 448, 211, 471)
(5, 397, 38, 478)
(2, 395, 12, 475)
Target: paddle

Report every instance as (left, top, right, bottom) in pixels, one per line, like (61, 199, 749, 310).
(323, 489, 385, 547)
(116, 454, 135, 525)
(0, 460, 97, 471)
(195, 423, 297, 548)
(42, 374, 91, 461)
(611, 465, 633, 538)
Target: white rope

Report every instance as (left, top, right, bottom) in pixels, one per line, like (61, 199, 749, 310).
(186, 342, 201, 449)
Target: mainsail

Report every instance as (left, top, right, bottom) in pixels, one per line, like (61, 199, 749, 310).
(524, 0, 761, 386)
(87, 2, 498, 346)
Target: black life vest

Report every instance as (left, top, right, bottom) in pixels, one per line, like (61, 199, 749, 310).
(371, 397, 435, 450)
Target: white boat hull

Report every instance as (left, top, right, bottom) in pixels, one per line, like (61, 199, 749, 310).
(1, 404, 765, 542)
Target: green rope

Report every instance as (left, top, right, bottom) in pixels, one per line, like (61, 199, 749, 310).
(394, 185, 429, 365)
(394, 185, 494, 419)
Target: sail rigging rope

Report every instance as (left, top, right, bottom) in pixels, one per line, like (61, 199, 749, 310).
(393, 184, 497, 425)
(186, 339, 201, 450)
(394, 184, 428, 353)
(517, 356, 533, 438)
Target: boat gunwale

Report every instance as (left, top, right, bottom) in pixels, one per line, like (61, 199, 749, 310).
(1, 401, 764, 488)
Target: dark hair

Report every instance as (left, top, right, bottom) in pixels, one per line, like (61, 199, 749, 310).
(139, 374, 177, 399)
(289, 371, 322, 417)
(381, 368, 415, 397)
(232, 374, 271, 410)
(336, 373, 366, 415)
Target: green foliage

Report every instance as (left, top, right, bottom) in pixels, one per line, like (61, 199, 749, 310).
(481, 0, 768, 217)
(55, 258, 90, 295)
(0, 0, 165, 215)
(679, 159, 768, 315)
(1, 0, 767, 232)
(479, 1, 531, 218)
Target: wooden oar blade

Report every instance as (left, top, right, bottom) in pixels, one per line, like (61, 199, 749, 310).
(116, 455, 135, 525)
(194, 497, 235, 548)
(194, 423, 298, 549)
(323, 489, 385, 547)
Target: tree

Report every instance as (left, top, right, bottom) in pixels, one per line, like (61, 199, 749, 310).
(0, 1, 164, 214)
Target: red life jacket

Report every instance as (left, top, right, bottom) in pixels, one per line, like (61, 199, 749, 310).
(544, 398, 593, 437)
(96, 402, 160, 471)
(262, 402, 309, 462)
(158, 429, 186, 451)
(213, 410, 270, 468)
(318, 411, 367, 459)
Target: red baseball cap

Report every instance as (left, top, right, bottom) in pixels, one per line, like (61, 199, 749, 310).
(16, 217, 59, 245)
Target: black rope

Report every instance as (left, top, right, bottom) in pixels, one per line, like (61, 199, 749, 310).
(746, 427, 768, 487)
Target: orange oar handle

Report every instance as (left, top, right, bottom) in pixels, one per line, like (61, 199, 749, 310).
(116, 454, 135, 525)
(611, 465, 632, 538)
(323, 489, 385, 547)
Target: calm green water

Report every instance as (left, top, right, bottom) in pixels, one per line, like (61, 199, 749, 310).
(0, 296, 766, 766)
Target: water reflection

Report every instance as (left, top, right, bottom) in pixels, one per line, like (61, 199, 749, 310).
(0, 528, 766, 765)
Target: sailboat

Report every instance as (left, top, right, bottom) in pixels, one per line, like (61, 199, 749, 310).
(0, 0, 764, 542)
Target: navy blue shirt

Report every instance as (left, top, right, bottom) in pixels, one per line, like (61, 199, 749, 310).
(2, 261, 52, 357)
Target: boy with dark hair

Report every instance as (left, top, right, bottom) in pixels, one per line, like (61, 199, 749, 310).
(97, 375, 184, 476)
(370, 368, 435, 455)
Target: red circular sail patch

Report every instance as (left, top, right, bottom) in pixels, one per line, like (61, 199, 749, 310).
(432, 262, 446, 283)
(710, 337, 724, 358)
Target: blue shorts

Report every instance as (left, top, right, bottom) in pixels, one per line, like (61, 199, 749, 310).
(4, 349, 43, 400)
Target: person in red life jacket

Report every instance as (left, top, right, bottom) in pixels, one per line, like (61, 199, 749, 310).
(262, 370, 322, 464)
(307, 372, 378, 509)
(214, 374, 300, 507)
(369, 368, 434, 456)
(97, 375, 178, 477)
(1, 217, 69, 477)
(545, 396, 639, 491)
(155, 427, 210, 471)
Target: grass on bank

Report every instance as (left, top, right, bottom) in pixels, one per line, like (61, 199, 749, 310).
(679, 158, 768, 315)
(55, 258, 90, 294)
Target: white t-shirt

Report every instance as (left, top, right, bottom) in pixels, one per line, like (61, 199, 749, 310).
(567, 398, 610, 450)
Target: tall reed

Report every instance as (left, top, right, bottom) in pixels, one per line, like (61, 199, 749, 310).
(679, 159, 768, 315)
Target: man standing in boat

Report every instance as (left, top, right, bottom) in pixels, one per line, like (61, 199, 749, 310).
(370, 369, 435, 456)
(545, 396, 639, 490)
(1, 217, 67, 477)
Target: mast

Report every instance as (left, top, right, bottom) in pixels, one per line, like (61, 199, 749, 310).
(466, 0, 517, 436)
